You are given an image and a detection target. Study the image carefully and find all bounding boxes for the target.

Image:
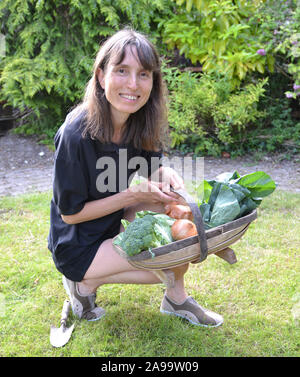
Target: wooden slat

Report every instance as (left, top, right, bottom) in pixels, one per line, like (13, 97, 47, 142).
(119, 223, 251, 270)
(215, 248, 237, 264)
(207, 224, 250, 254)
(207, 224, 249, 252)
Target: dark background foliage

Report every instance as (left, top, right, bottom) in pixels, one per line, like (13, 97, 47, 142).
(0, 0, 299, 156)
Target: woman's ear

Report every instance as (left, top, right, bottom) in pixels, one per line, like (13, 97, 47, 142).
(97, 68, 105, 90)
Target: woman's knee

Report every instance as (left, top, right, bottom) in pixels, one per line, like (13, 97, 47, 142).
(83, 238, 137, 280)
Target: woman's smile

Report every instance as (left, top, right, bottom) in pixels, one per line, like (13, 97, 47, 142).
(119, 93, 140, 101)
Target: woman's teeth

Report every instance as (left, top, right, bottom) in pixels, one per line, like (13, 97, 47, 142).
(120, 94, 138, 100)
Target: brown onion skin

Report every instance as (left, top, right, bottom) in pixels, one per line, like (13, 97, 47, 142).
(171, 219, 197, 240)
(165, 204, 193, 221)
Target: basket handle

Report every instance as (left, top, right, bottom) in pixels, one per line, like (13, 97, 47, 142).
(171, 188, 208, 262)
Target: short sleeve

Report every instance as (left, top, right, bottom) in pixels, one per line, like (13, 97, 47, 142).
(53, 159, 88, 215)
(52, 118, 89, 216)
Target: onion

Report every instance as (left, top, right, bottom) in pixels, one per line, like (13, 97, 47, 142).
(165, 204, 193, 221)
(171, 219, 197, 240)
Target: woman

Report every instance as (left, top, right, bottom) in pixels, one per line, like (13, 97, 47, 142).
(48, 28, 223, 327)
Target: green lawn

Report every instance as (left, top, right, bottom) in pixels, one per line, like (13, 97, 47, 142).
(0, 190, 299, 357)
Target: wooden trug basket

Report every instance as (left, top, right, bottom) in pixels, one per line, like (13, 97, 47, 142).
(113, 189, 257, 284)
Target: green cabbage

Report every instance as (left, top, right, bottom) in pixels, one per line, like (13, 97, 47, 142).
(199, 170, 276, 229)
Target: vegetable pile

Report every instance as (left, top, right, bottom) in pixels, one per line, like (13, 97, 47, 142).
(113, 170, 276, 257)
(199, 171, 276, 229)
(113, 211, 175, 256)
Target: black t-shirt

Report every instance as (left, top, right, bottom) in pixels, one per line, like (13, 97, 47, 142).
(48, 111, 162, 281)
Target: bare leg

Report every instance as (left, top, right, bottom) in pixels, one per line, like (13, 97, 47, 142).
(77, 201, 189, 303)
(79, 237, 162, 292)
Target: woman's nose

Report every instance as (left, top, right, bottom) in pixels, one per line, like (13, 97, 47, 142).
(127, 74, 138, 90)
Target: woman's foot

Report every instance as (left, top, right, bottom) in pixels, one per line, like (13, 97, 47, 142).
(160, 294, 223, 327)
(62, 276, 105, 321)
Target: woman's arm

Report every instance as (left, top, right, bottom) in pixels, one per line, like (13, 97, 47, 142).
(61, 180, 180, 225)
(61, 190, 134, 225)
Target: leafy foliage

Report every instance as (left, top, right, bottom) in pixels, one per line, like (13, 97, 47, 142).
(0, 0, 171, 139)
(163, 64, 267, 156)
(159, 0, 273, 88)
(246, 95, 300, 155)
(0, 0, 298, 157)
(250, 0, 300, 100)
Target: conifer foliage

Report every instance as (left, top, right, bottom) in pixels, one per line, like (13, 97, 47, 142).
(0, 0, 169, 136)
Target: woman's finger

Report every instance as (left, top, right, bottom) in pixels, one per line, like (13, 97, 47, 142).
(170, 173, 185, 190)
(160, 167, 185, 190)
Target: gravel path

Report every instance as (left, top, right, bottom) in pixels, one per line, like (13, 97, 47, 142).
(0, 133, 54, 197)
(0, 132, 299, 197)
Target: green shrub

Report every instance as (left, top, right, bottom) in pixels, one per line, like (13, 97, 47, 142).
(0, 0, 171, 138)
(250, 0, 300, 100)
(164, 65, 268, 156)
(159, 0, 273, 88)
(246, 97, 300, 155)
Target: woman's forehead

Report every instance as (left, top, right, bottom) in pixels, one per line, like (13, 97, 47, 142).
(113, 45, 140, 66)
(111, 43, 155, 71)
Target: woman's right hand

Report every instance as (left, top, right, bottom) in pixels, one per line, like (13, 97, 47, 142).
(128, 180, 180, 205)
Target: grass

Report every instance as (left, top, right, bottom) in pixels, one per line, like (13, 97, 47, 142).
(0, 189, 299, 357)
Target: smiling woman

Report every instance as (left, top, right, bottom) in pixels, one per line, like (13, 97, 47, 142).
(48, 28, 223, 328)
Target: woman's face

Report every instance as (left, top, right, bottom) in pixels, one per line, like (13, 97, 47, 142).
(97, 45, 153, 128)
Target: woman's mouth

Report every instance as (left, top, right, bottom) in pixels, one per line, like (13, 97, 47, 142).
(119, 94, 139, 101)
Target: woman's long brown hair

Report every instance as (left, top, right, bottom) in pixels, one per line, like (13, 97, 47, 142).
(72, 28, 168, 151)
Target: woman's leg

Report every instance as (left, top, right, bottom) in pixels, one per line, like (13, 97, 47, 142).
(79, 237, 189, 303)
(73, 201, 223, 326)
(78, 201, 189, 302)
(79, 238, 162, 293)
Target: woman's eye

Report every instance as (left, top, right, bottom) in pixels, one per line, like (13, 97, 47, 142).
(140, 71, 150, 78)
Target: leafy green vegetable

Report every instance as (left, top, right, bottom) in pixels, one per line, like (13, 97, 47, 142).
(236, 171, 277, 200)
(209, 184, 241, 228)
(114, 171, 276, 255)
(199, 170, 276, 229)
(113, 211, 175, 257)
(121, 219, 130, 230)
